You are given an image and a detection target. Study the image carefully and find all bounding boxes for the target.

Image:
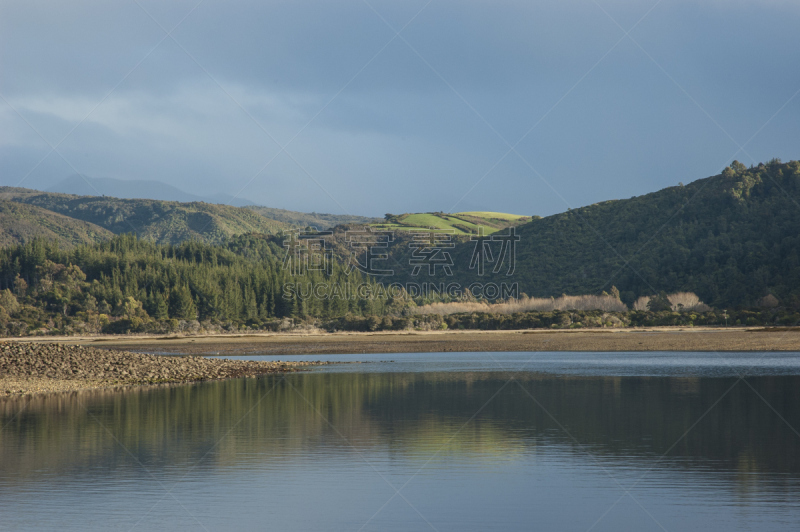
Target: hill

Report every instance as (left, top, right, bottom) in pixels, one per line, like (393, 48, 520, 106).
(0, 188, 289, 245)
(371, 211, 530, 235)
(3, 161, 800, 310)
(49, 175, 256, 207)
(245, 205, 381, 230)
(0, 200, 112, 247)
(51, 176, 381, 225)
(440, 160, 800, 308)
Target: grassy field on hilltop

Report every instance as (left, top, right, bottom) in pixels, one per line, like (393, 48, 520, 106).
(458, 211, 525, 221)
(371, 211, 530, 235)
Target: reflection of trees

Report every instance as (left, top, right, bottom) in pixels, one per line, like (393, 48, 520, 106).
(1, 373, 799, 488)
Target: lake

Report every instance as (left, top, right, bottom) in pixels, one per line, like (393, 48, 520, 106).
(2, 351, 800, 531)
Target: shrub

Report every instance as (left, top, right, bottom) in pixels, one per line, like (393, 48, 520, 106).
(0, 290, 20, 314)
(757, 294, 779, 308)
(101, 317, 146, 334)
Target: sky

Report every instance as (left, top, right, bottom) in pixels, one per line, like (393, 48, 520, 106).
(1, 0, 799, 217)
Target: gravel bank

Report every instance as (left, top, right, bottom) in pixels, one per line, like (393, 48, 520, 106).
(0, 342, 326, 397)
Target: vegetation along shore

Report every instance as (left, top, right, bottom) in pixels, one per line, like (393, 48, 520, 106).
(0, 161, 799, 339)
(1, 161, 800, 377)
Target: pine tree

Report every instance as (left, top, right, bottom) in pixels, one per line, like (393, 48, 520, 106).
(147, 290, 169, 320)
(170, 285, 197, 319)
(244, 286, 258, 321)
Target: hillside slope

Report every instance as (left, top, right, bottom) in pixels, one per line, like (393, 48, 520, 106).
(0, 200, 113, 247)
(0, 188, 289, 245)
(245, 205, 381, 229)
(444, 160, 800, 308)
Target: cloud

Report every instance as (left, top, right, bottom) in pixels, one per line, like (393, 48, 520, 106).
(1, 0, 799, 216)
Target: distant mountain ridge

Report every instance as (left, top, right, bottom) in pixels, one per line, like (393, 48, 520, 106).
(48, 175, 381, 229)
(48, 175, 256, 207)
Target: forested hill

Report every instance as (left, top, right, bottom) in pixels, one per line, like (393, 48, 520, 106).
(0, 200, 113, 248)
(0, 234, 397, 336)
(449, 159, 800, 308)
(2, 160, 799, 310)
(0, 188, 290, 245)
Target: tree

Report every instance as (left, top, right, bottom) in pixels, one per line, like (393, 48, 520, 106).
(647, 292, 672, 312)
(610, 286, 621, 300)
(122, 296, 145, 320)
(98, 299, 112, 314)
(731, 160, 747, 174)
(0, 289, 19, 314)
(367, 315, 381, 331)
(146, 291, 169, 320)
(58, 264, 87, 289)
(35, 260, 65, 292)
(83, 294, 97, 312)
(244, 286, 258, 321)
(170, 285, 197, 320)
(13, 275, 28, 298)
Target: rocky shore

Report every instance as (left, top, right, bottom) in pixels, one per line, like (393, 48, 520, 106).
(0, 342, 326, 397)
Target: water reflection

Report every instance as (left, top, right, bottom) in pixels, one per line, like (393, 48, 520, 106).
(1, 369, 800, 530)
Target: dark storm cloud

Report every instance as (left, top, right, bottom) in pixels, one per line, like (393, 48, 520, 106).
(1, 0, 799, 216)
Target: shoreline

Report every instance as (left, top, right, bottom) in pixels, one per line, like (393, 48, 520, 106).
(0, 342, 328, 398)
(3, 328, 800, 397)
(4, 327, 800, 356)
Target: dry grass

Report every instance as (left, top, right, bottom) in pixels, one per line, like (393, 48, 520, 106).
(414, 294, 628, 316)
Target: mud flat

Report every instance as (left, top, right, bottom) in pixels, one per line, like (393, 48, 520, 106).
(0, 342, 326, 397)
(11, 327, 800, 357)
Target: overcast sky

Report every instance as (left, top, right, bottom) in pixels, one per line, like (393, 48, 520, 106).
(1, 0, 799, 217)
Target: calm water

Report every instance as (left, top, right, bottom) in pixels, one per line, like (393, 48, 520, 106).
(2, 351, 800, 531)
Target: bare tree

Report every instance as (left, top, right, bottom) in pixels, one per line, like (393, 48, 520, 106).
(414, 294, 628, 316)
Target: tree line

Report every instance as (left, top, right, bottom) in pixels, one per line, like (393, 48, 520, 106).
(0, 234, 400, 336)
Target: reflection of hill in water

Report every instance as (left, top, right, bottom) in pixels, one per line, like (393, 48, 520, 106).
(2, 372, 799, 486)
